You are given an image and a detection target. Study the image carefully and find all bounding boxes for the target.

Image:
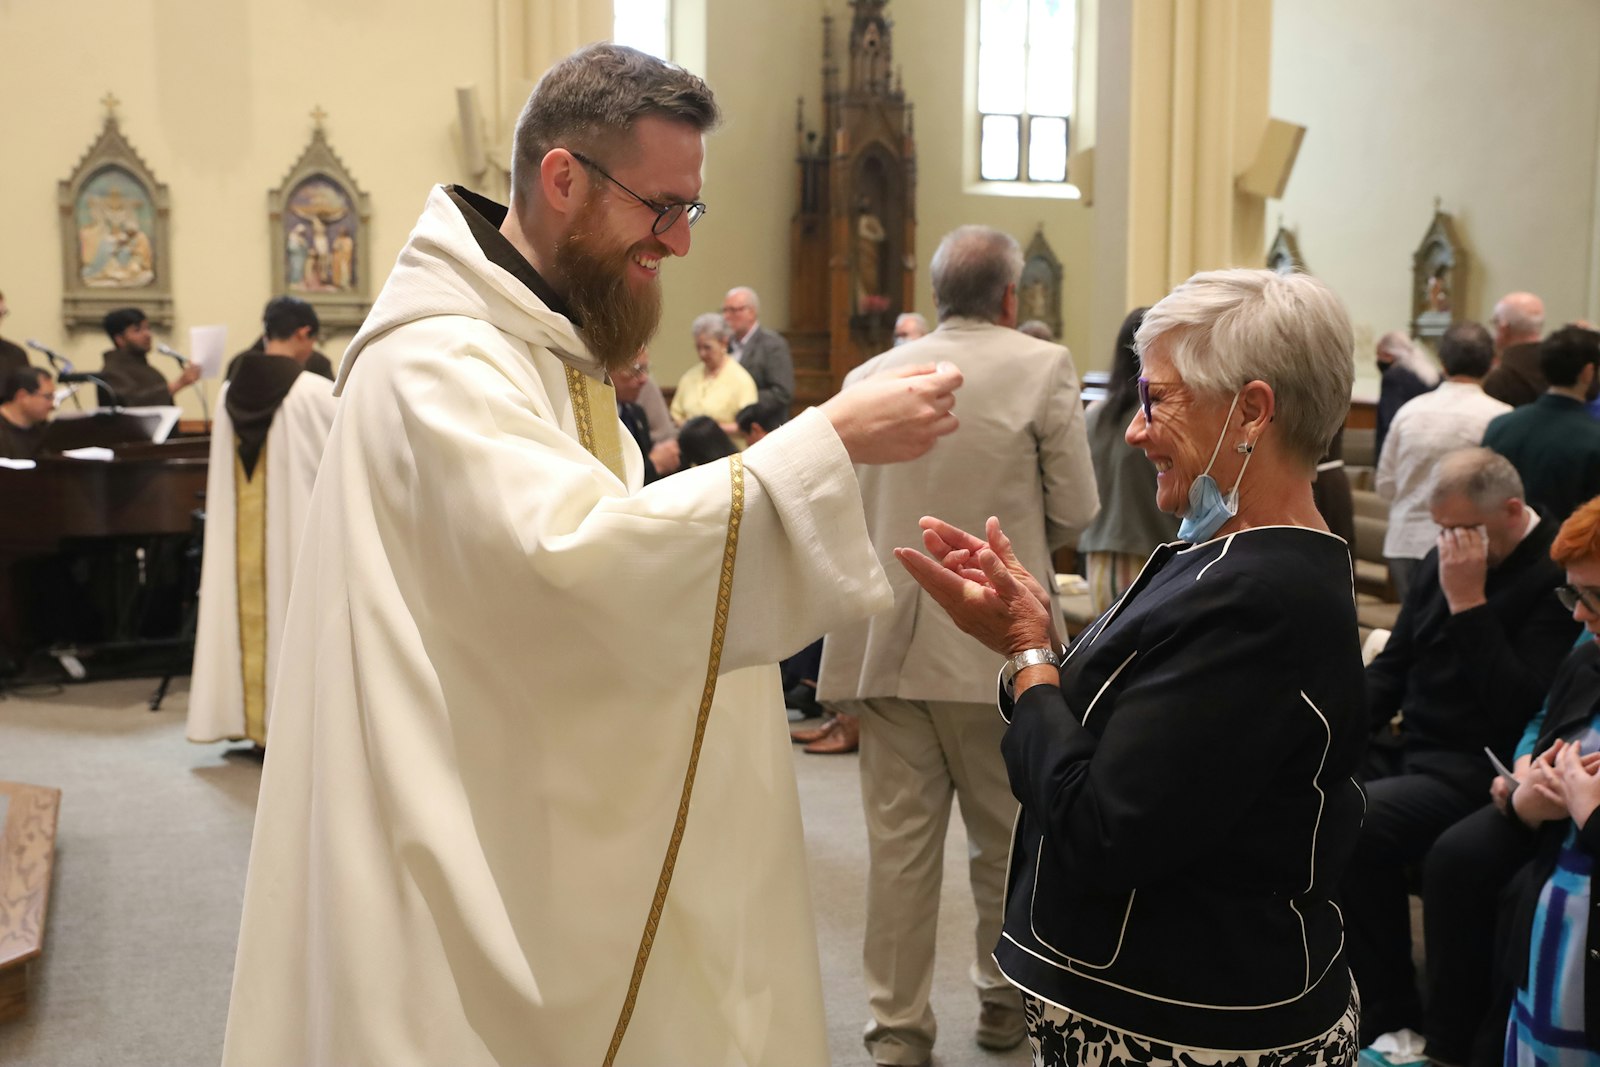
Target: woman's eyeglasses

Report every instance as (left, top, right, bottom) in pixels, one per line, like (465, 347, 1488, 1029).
(1556, 583, 1600, 615)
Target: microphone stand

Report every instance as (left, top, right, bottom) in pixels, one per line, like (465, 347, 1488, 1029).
(26, 341, 86, 410)
(157, 347, 210, 432)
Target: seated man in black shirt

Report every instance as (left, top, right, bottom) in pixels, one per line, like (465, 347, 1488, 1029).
(1345, 447, 1580, 1045)
(0, 366, 56, 459)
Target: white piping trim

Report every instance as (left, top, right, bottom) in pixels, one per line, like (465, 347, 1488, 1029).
(1298, 691, 1332, 896)
(1196, 533, 1236, 581)
(1082, 650, 1137, 727)
(1000, 929, 1345, 1011)
(1028, 838, 1136, 968)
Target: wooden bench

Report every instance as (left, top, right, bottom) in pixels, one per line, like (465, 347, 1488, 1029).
(0, 781, 62, 1023)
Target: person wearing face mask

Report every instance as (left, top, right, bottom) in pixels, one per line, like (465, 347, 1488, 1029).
(1483, 325, 1600, 525)
(898, 268, 1367, 1066)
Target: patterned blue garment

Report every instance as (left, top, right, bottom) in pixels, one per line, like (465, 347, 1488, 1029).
(1507, 727, 1600, 1067)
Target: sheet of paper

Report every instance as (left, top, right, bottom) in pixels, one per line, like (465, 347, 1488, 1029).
(190, 324, 228, 380)
(61, 446, 115, 461)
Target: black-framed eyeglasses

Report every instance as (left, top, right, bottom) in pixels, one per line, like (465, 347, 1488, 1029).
(568, 151, 706, 236)
(1557, 583, 1600, 615)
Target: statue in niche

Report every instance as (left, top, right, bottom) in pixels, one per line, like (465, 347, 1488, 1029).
(1427, 267, 1451, 313)
(855, 197, 888, 313)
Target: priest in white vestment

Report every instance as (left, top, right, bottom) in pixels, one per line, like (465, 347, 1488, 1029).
(221, 44, 963, 1067)
(188, 297, 335, 746)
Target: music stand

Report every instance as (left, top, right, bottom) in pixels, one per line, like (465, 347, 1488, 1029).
(39, 407, 180, 452)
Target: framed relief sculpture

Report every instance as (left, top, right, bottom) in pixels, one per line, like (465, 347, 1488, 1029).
(1411, 200, 1465, 342)
(58, 95, 173, 328)
(269, 109, 372, 330)
(1019, 226, 1064, 341)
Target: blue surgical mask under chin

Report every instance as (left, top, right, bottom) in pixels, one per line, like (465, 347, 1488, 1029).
(1177, 394, 1256, 543)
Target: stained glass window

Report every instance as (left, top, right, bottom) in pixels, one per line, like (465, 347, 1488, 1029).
(978, 0, 1075, 184)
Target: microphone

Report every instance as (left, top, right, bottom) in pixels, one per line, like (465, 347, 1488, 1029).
(156, 343, 190, 366)
(57, 372, 99, 384)
(26, 339, 67, 368)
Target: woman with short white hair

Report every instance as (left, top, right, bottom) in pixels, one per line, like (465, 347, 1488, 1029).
(900, 268, 1367, 1066)
(669, 311, 757, 432)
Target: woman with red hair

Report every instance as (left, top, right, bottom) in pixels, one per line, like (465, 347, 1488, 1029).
(1501, 495, 1600, 1065)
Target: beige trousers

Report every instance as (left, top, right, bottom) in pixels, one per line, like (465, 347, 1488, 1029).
(857, 696, 1021, 1065)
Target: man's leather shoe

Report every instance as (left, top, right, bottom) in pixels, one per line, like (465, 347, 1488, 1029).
(790, 717, 837, 744)
(976, 1001, 1026, 1050)
(804, 713, 859, 754)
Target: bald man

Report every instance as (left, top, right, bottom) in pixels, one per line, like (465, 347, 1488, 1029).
(1482, 291, 1546, 407)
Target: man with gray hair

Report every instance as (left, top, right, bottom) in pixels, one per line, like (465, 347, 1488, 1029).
(892, 310, 928, 345)
(1345, 446, 1578, 1047)
(721, 284, 795, 409)
(221, 41, 965, 1067)
(1484, 290, 1548, 407)
(818, 223, 1098, 1066)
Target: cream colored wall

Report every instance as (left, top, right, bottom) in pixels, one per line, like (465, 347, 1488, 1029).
(658, 0, 1096, 388)
(1270, 0, 1600, 398)
(0, 0, 496, 418)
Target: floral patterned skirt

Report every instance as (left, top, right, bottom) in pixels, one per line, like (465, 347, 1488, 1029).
(1021, 983, 1359, 1067)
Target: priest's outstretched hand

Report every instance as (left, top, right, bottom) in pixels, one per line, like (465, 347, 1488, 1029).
(822, 361, 963, 464)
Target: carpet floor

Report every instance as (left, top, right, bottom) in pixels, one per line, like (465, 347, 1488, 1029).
(0, 678, 1029, 1067)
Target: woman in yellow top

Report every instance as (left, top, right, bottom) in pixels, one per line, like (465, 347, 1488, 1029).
(670, 312, 758, 434)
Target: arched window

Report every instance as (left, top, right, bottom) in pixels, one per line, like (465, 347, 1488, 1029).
(614, 0, 671, 60)
(978, 0, 1076, 183)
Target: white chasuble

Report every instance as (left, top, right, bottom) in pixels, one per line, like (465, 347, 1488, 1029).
(221, 186, 892, 1066)
(187, 372, 336, 744)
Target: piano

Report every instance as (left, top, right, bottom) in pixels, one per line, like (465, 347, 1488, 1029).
(0, 435, 208, 673)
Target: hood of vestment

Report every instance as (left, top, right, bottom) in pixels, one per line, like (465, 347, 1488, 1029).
(335, 185, 601, 394)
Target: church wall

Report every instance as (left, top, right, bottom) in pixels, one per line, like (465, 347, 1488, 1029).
(660, 0, 1098, 390)
(3, 0, 1108, 420)
(0, 0, 496, 419)
(1269, 0, 1600, 398)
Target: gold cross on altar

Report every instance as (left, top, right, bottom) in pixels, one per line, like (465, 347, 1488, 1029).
(101, 92, 120, 120)
(311, 105, 328, 130)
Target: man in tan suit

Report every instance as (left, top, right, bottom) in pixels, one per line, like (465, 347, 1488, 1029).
(817, 225, 1099, 1067)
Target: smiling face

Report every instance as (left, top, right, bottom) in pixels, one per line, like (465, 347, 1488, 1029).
(552, 115, 705, 372)
(1124, 342, 1241, 516)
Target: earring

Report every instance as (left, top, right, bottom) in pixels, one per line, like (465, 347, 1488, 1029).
(1235, 440, 1254, 454)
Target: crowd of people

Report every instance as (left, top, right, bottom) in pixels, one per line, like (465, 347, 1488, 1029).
(9, 37, 1600, 1067)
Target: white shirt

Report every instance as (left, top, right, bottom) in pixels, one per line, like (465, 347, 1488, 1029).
(1376, 380, 1512, 558)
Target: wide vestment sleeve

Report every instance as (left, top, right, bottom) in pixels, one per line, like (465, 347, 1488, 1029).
(222, 316, 890, 1067)
(1002, 570, 1321, 891)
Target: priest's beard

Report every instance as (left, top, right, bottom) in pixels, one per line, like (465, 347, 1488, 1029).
(554, 196, 664, 374)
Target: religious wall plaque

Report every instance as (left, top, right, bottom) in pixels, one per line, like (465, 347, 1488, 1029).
(269, 109, 373, 330)
(1019, 226, 1064, 340)
(1411, 201, 1465, 341)
(1266, 222, 1306, 275)
(57, 95, 174, 329)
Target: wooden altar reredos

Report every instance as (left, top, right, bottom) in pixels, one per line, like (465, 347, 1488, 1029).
(788, 0, 918, 406)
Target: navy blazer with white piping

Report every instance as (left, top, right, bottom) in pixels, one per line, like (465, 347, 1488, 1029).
(995, 527, 1367, 1050)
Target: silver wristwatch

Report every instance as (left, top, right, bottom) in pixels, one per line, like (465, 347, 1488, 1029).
(1001, 645, 1061, 691)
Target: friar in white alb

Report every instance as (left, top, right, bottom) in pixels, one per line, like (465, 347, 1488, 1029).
(220, 43, 964, 1067)
(187, 296, 334, 746)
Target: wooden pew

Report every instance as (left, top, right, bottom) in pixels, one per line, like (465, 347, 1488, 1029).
(0, 781, 62, 1022)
